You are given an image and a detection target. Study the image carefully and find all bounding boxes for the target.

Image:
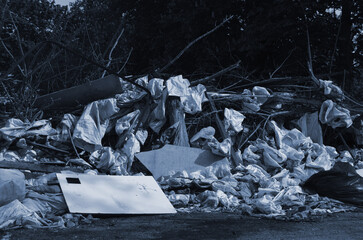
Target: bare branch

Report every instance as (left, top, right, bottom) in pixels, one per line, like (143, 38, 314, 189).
(191, 60, 240, 86)
(102, 28, 124, 77)
(0, 37, 26, 76)
(270, 48, 295, 78)
(157, 16, 234, 73)
(118, 47, 133, 74)
(9, 11, 27, 76)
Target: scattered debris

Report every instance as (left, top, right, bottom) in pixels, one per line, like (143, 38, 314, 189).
(0, 73, 362, 229)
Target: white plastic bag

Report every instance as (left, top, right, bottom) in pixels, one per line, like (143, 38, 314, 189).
(0, 169, 25, 207)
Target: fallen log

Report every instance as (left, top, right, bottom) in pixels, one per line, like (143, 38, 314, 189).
(35, 75, 123, 110)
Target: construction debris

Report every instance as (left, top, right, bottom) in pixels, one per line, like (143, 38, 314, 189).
(0, 74, 362, 229)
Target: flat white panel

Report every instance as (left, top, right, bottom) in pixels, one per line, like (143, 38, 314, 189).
(136, 144, 223, 179)
(57, 174, 176, 214)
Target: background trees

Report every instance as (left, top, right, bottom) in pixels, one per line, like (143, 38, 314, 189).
(0, 0, 362, 94)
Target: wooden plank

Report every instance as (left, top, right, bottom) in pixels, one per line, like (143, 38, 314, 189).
(0, 161, 83, 173)
(57, 174, 176, 214)
(35, 75, 123, 110)
(135, 144, 223, 180)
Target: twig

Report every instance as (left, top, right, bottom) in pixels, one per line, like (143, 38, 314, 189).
(191, 60, 240, 86)
(157, 16, 233, 73)
(270, 48, 295, 78)
(8, 40, 151, 95)
(27, 141, 69, 154)
(0, 37, 26, 76)
(118, 47, 133, 74)
(102, 28, 124, 78)
(306, 29, 319, 86)
(338, 132, 354, 159)
(9, 11, 27, 76)
(329, 19, 342, 76)
(68, 128, 80, 159)
(238, 120, 263, 149)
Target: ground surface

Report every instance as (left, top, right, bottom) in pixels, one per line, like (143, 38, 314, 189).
(1, 210, 362, 240)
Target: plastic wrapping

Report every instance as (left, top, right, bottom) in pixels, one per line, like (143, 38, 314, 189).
(0, 169, 25, 207)
(147, 78, 165, 99)
(73, 98, 119, 152)
(149, 89, 168, 133)
(0, 118, 56, 142)
(319, 100, 352, 128)
(0, 200, 43, 229)
(296, 112, 323, 144)
(180, 84, 208, 114)
(166, 75, 190, 97)
(115, 110, 140, 135)
(224, 108, 245, 134)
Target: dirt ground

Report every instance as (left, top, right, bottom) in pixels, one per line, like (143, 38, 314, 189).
(1, 210, 362, 240)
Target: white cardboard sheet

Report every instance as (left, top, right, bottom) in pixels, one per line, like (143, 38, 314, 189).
(57, 174, 176, 214)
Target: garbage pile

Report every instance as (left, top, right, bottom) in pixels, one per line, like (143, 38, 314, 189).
(0, 74, 362, 229)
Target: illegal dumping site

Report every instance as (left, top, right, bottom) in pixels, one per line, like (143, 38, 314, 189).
(0, 72, 362, 230)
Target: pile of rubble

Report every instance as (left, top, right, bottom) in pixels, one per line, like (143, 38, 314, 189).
(0, 74, 362, 229)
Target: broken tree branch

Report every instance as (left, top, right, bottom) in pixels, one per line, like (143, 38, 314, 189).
(157, 16, 233, 73)
(270, 48, 295, 78)
(102, 28, 124, 78)
(118, 47, 133, 74)
(306, 29, 320, 86)
(191, 60, 241, 86)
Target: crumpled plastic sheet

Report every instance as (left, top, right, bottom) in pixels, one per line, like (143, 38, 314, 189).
(241, 86, 270, 112)
(0, 199, 43, 229)
(116, 76, 148, 104)
(56, 114, 79, 142)
(115, 110, 140, 136)
(121, 133, 140, 170)
(208, 138, 232, 157)
(147, 78, 164, 99)
(319, 100, 352, 128)
(90, 147, 128, 175)
(196, 190, 219, 208)
(0, 118, 56, 142)
(165, 75, 207, 114)
(252, 86, 270, 105)
(305, 147, 333, 171)
(135, 129, 148, 145)
(0, 169, 26, 207)
(25, 173, 61, 194)
(149, 89, 168, 133)
(224, 108, 245, 134)
(180, 84, 208, 114)
(269, 120, 313, 149)
(190, 126, 215, 148)
(255, 195, 284, 215)
(201, 158, 232, 179)
(73, 98, 119, 152)
(167, 192, 190, 207)
(90, 133, 140, 175)
(242, 145, 260, 164)
(166, 75, 190, 97)
(296, 112, 323, 144)
(256, 140, 287, 169)
(319, 79, 344, 100)
(22, 191, 67, 216)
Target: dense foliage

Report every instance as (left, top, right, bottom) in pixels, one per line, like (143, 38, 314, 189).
(0, 0, 362, 94)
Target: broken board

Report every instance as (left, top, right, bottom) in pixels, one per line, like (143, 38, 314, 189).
(135, 144, 224, 180)
(56, 173, 176, 214)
